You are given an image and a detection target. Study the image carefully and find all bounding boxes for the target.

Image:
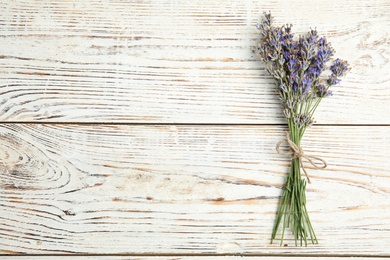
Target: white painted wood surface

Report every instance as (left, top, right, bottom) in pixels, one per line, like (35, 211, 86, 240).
(0, 125, 390, 255)
(0, 255, 383, 260)
(0, 0, 388, 123)
(0, 0, 389, 258)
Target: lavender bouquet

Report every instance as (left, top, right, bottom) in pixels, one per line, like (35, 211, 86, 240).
(256, 13, 350, 246)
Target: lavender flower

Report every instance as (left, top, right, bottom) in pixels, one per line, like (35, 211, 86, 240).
(257, 12, 350, 122)
(330, 58, 350, 77)
(256, 12, 350, 247)
(317, 84, 333, 97)
(327, 74, 341, 85)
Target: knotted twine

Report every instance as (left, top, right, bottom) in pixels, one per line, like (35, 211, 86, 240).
(276, 131, 327, 184)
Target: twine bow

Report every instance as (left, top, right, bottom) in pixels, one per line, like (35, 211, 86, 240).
(276, 131, 327, 184)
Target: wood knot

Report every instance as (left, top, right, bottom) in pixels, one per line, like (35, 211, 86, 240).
(63, 209, 76, 216)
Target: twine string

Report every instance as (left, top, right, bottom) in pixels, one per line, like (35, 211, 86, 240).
(276, 131, 327, 184)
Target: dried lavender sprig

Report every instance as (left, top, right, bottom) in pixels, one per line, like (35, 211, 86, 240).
(257, 12, 349, 128)
(256, 12, 350, 246)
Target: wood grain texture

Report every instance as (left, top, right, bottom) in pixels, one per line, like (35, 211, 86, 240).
(1, 0, 390, 258)
(1, 257, 388, 260)
(0, 124, 389, 255)
(0, 0, 389, 123)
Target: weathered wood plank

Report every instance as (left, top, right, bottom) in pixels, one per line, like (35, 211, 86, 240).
(0, 124, 389, 255)
(0, 0, 388, 123)
(0, 257, 387, 260)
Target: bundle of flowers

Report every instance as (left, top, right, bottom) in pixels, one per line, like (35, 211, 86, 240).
(256, 12, 350, 246)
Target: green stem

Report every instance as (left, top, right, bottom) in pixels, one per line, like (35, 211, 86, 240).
(271, 125, 318, 246)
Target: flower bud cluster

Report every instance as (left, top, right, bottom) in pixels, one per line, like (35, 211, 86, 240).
(257, 12, 350, 124)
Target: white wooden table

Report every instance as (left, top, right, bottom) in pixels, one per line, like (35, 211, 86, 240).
(0, 0, 389, 259)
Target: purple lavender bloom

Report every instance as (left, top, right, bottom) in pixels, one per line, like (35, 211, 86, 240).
(294, 113, 313, 129)
(282, 24, 294, 42)
(330, 58, 350, 77)
(319, 47, 333, 62)
(287, 59, 296, 71)
(317, 37, 326, 46)
(279, 84, 288, 92)
(285, 99, 296, 110)
(284, 25, 292, 34)
(264, 13, 272, 25)
(308, 66, 320, 78)
(327, 74, 341, 85)
(284, 51, 290, 60)
(317, 84, 326, 97)
(289, 72, 298, 84)
(302, 76, 312, 94)
(317, 84, 333, 97)
(306, 29, 319, 44)
(256, 12, 350, 113)
(314, 59, 325, 70)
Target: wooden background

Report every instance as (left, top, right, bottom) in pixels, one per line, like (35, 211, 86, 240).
(0, 0, 389, 258)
